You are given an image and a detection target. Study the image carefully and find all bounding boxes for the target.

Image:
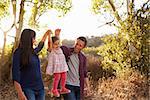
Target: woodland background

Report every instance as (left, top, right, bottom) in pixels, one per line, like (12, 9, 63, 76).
(0, 0, 149, 100)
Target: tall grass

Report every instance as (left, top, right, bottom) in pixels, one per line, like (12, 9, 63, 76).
(85, 55, 149, 100)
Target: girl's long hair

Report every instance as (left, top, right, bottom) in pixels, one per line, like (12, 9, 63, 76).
(19, 29, 36, 67)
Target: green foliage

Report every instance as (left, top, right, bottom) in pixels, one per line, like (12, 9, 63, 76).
(98, 33, 130, 77)
(38, 47, 47, 59)
(92, 0, 124, 14)
(0, 0, 10, 19)
(92, 0, 105, 14)
(91, 0, 149, 77)
(2, 44, 13, 59)
(134, 9, 149, 75)
(52, 0, 72, 16)
(29, 0, 72, 27)
(97, 9, 149, 77)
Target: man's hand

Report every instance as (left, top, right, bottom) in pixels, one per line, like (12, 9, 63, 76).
(84, 78, 92, 97)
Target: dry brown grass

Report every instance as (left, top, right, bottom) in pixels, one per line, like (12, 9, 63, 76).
(0, 55, 149, 100)
(85, 70, 149, 100)
(0, 81, 18, 100)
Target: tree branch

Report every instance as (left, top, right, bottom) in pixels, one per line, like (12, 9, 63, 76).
(129, 0, 134, 15)
(5, 24, 15, 33)
(134, 0, 149, 17)
(108, 0, 123, 25)
(7, 35, 15, 38)
(98, 19, 115, 28)
(14, 0, 25, 49)
(36, 10, 47, 21)
(11, 0, 17, 29)
(0, 23, 15, 33)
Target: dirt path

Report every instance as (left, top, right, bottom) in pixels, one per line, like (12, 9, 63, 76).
(0, 82, 97, 100)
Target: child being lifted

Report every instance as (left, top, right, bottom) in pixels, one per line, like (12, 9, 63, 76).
(46, 29, 70, 97)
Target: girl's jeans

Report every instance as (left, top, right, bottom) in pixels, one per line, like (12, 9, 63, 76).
(52, 72, 67, 90)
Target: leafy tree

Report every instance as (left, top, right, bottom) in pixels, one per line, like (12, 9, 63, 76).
(0, 0, 10, 19)
(92, 0, 149, 77)
(29, 0, 72, 27)
(0, 0, 72, 84)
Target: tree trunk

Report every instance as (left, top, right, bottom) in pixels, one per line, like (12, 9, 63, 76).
(0, 0, 25, 84)
(12, 0, 16, 24)
(0, 32, 7, 85)
(14, 0, 25, 50)
(127, 0, 130, 15)
(1, 32, 7, 63)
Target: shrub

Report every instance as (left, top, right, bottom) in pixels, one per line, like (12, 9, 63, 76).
(86, 55, 115, 82)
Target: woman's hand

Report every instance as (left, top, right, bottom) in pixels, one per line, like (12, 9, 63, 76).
(41, 30, 52, 42)
(46, 30, 52, 35)
(14, 81, 27, 100)
(18, 91, 27, 100)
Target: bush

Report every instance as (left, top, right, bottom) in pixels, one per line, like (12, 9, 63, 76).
(86, 55, 115, 82)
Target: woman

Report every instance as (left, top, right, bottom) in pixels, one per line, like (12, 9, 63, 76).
(12, 29, 50, 100)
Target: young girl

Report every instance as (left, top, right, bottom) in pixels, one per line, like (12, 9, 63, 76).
(46, 29, 70, 97)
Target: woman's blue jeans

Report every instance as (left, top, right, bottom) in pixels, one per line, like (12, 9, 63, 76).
(23, 88, 45, 100)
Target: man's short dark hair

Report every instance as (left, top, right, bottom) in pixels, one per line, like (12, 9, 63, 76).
(77, 36, 87, 47)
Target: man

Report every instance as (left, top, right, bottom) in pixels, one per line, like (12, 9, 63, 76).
(60, 36, 90, 100)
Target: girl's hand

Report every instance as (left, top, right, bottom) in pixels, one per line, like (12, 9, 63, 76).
(55, 28, 61, 37)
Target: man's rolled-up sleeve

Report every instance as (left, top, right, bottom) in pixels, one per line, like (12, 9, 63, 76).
(84, 57, 88, 78)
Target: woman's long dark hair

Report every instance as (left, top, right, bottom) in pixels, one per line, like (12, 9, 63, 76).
(19, 29, 36, 67)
